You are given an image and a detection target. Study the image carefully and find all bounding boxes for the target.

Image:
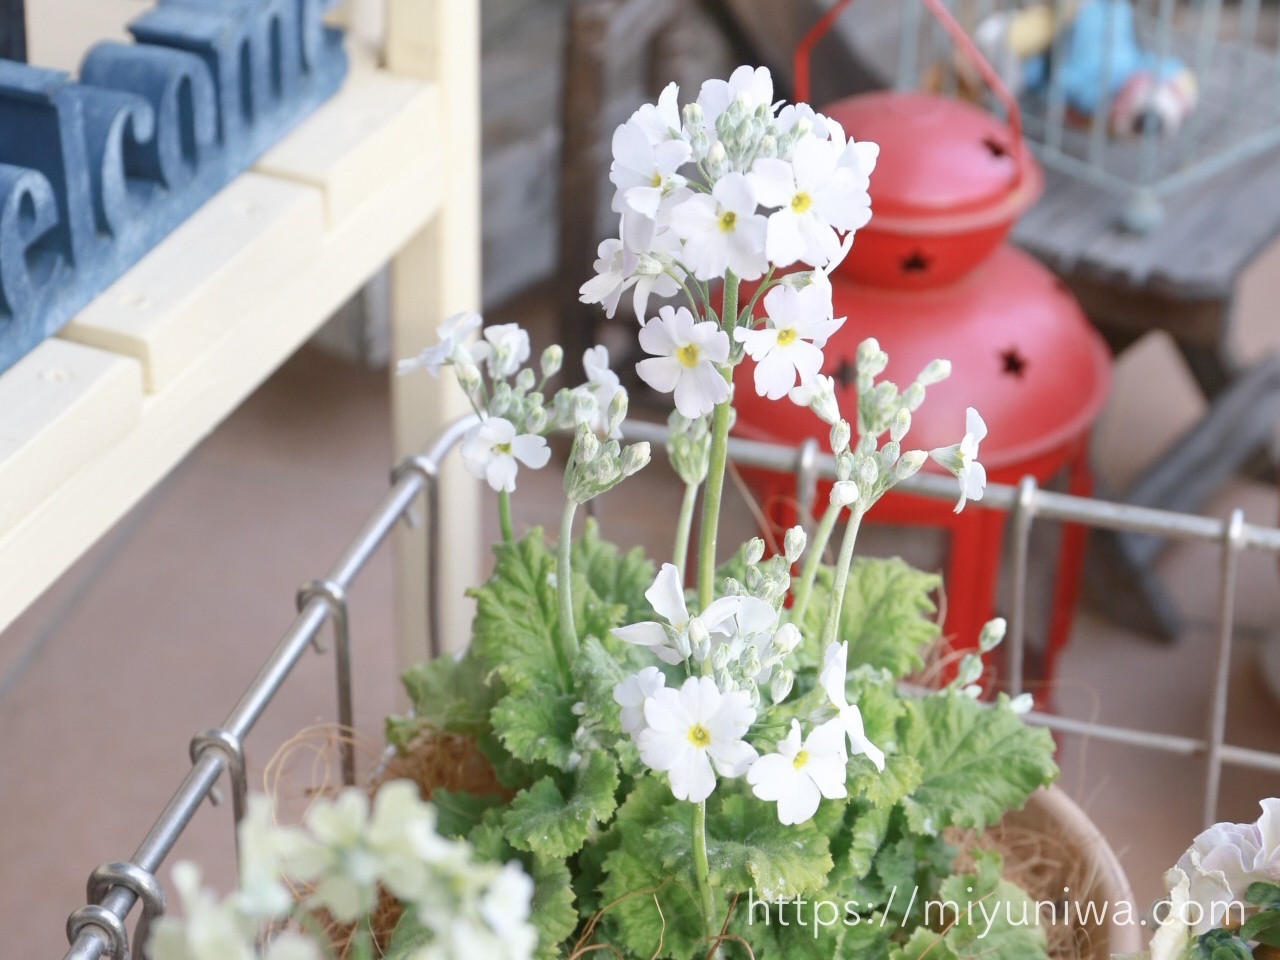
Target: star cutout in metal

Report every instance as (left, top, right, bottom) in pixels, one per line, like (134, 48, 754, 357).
(832, 357, 858, 390)
(1000, 347, 1028, 378)
(901, 250, 930, 273)
(982, 135, 1009, 159)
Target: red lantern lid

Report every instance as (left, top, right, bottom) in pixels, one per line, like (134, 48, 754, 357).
(825, 91, 1043, 236)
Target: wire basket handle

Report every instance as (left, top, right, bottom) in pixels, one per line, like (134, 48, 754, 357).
(793, 0, 1026, 187)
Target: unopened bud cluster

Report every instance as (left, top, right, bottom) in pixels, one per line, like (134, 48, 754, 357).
(565, 422, 651, 503)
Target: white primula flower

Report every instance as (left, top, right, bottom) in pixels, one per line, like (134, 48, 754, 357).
(747, 718, 848, 825)
(478, 861, 538, 953)
(614, 666, 668, 736)
(696, 65, 775, 135)
(469, 322, 531, 379)
(1150, 867, 1197, 960)
(634, 81, 686, 146)
(396, 311, 482, 377)
(636, 305, 731, 419)
(775, 102, 831, 141)
(148, 862, 257, 960)
(669, 173, 768, 282)
(734, 284, 845, 400)
(827, 116, 881, 178)
(366, 780, 467, 904)
(749, 135, 872, 268)
(610, 118, 691, 219)
(929, 407, 988, 513)
(638, 675, 759, 802)
(582, 345, 624, 436)
(288, 790, 381, 923)
(819, 641, 886, 771)
(460, 418, 551, 493)
(236, 795, 306, 919)
(717, 595, 780, 684)
(1173, 798, 1280, 934)
(612, 562, 742, 665)
(579, 214, 683, 320)
(788, 373, 841, 425)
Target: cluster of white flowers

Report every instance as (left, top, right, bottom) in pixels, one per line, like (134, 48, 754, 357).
(611, 555, 885, 821)
(150, 782, 536, 960)
(1150, 800, 1280, 960)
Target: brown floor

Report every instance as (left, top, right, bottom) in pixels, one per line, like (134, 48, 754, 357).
(5, 248, 1280, 954)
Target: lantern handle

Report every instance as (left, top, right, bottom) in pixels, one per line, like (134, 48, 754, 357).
(793, 0, 1026, 188)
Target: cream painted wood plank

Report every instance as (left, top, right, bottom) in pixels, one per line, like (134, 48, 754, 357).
(60, 175, 324, 393)
(256, 66, 439, 227)
(0, 147, 443, 634)
(0, 340, 142, 540)
(25, 0, 152, 72)
(386, 0, 482, 665)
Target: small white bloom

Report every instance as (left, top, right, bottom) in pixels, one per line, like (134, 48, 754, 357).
(819, 642, 886, 770)
(289, 790, 381, 923)
(775, 102, 831, 140)
(1150, 867, 1197, 960)
(469, 322, 531, 379)
(735, 285, 845, 400)
(610, 118, 691, 219)
(236, 795, 305, 918)
(636, 305, 731, 419)
(366, 780, 466, 903)
(638, 675, 758, 802)
(613, 665, 668, 736)
(747, 719, 848, 825)
(460, 418, 551, 493)
(669, 173, 768, 282)
(749, 135, 872, 268)
(581, 345, 624, 436)
(788, 373, 841, 425)
(929, 407, 988, 513)
(479, 861, 537, 945)
(1173, 798, 1280, 934)
(696, 65, 775, 135)
(579, 214, 682, 319)
(262, 933, 323, 960)
(633, 81, 686, 146)
(829, 480, 860, 508)
(612, 562, 741, 665)
(148, 862, 256, 960)
(396, 311, 482, 377)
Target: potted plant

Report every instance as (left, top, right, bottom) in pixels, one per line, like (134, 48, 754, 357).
(149, 66, 1140, 960)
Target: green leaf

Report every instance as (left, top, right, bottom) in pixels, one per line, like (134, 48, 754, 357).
(846, 803, 893, 881)
(396, 650, 496, 738)
(891, 927, 961, 960)
(384, 909, 432, 960)
(429, 788, 506, 839)
(491, 687, 579, 770)
(796, 558, 941, 677)
(705, 792, 835, 900)
(852, 754, 922, 809)
(571, 517, 655, 623)
(1246, 882, 1280, 907)
(1241, 908, 1280, 945)
(530, 852, 579, 960)
(503, 752, 619, 857)
(571, 636, 628, 738)
(898, 691, 1057, 834)
(938, 851, 1049, 960)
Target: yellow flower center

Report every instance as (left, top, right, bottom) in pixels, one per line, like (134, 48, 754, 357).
(790, 192, 813, 214)
(792, 750, 810, 770)
(776, 328, 798, 347)
(687, 724, 712, 748)
(494, 442, 512, 455)
(650, 172, 662, 187)
(677, 343, 700, 368)
(718, 210, 738, 232)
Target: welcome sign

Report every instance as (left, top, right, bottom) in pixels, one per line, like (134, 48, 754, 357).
(0, 0, 346, 375)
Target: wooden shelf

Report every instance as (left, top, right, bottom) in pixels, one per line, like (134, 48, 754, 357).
(0, 64, 443, 635)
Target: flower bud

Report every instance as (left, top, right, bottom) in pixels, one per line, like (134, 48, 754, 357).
(830, 419, 852, 455)
(830, 480, 860, 507)
(744, 537, 766, 567)
(955, 653, 983, 688)
(621, 441, 650, 478)
(740, 646, 762, 679)
(682, 102, 703, 128)
(917, 358, 952, 386)
(855, 432, 878, 457)
(671, 627, 692, 661)
(745, 566, 763, 592)
(577, 426, 600, 464)
(783, 526, 806, 564)
(978, 617, 1008, 653)
(525, 404, 548, 434)
(893, 450, 927, 482)
(607, 388, 629, 435)
(772, 623, 801, 657)
(454, 359, 481, 395)
(540, 344, 563, 379)
(962, 684, 983, 700)
(490, 383, 513, 417)
(890, 407, 912, 444)
(856, 456, 879, 489)
(515, 367, 536, 392)
(770, 669, 795, 705)
(688, 619, 711, 664)
(901, 382, 926, 412)
(635, 252, 664, 277)
(1010, 693, 1034, 715)
(706, 141, 728, 178)
(878, 440, 900, 472)
(789, 375, 840, 425)
(758, 134, 777, 158)
(572, 389, 597, 426)
(834, 451, 855, 482)
(712, 643, 732, 672)
(715, 667, 734, 692)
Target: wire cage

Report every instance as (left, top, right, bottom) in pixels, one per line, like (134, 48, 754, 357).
(824, 0, 1280, 231)
(58, 418, 1280, 960)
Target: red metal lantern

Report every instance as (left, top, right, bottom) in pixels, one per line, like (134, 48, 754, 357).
(733, 0, 1113, 691)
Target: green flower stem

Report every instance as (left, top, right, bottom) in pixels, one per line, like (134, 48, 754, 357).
(497, 489, 514, 544)
(820, 505, 865, 650)
(555, 498, 579, 684)
(789, 498, 844, 626)
(696, 394, 733, 618)
(673, 480, 700, 579)
(693, 799, 718, 940)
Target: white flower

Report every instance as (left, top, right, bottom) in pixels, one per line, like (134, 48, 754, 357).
(288, 790, 382, 922)
(734, 284, 845, 400)
(715, 595, 780, 684)
(1150, 867, 1196, 960)
(819, 642, 886, 771)
(636, 305, 731, 419)
(581, 345, 624, 436)
(638, 675, 758, 802)
(396, 311, 482, 377)
(827, 117, 881, 179)
(633, 81, 685, 146)
(460, 417, 551, 493)
(775, 102, 831, 141)
(479, 861, 538, 950)
(929, 407, 988, 513)
(696, 65, 775, 135)
(747, 719, 848, 825)
(614, 666, 668, 736)
(365, 780, 466, 903)
(669, 173, 768, 282)
(236, 795, 305, 918)
(749, 135, 872, 268)
(610, 118, 691, 219)
(788, 373, 841, 425)
(469, 322, 530, 379)
(148, 862, 256, 960)
(579, 214, 683, 320)
(262, 933, 323, 960)
(612, 562, 741, 665)
(1172, 798, 1280, 934)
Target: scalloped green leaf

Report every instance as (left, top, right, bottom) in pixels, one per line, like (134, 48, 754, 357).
(503, 752, 619, 858)
(571, 517, 655, 623)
